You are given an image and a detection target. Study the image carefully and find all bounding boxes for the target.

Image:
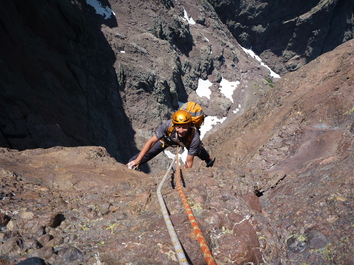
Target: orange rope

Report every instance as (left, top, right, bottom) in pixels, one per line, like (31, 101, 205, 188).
(176, 150, 217, 265)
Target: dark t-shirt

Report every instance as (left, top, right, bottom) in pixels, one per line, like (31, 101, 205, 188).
(155, 120, 201, 156)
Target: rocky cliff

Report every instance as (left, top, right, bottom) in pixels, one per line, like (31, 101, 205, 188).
(206, 39, 354, 264)
(209, 0, 354, 75)
(0, 0, 353, 264)
(1, 0, 278, 173)
(0, 0, 132, 163)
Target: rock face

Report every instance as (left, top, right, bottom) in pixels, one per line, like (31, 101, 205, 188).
(0, 40, 353, 264)
(0, 146, 267, 264)
(206, 39, 354, 264)
(2, 0, 351, 172)
(0, 0, 353, 264)
(0, 0, 274, 173)
(0, 0, 134, 163)
(208, 0, 354, 74)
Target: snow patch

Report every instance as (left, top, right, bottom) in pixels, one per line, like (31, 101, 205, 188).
(183, 8, 196, 25)
(219, 78, 240, 103)
(196, 78, 212, 99)
(233, 104, 241, 114)
(200, 116, 227, 139)
(86, 0, 114, 20)
(240, 45, 280, 79)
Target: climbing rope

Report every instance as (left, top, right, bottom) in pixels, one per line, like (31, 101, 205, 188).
(175, 148, 217, 265)
(157, 156, 189, 265)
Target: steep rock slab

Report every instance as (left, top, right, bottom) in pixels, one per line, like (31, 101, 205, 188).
(207, 39, 354, 264)
(0, 146, 283, 264)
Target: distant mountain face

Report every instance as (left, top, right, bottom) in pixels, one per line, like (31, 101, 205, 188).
(208, 0, 354, 75)
(0, 0, 352, 173)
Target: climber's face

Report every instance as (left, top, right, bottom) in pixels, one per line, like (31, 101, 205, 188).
(175, 124, 190, 138)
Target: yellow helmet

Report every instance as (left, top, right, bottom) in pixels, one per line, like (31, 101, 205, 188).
(171, 110, 192, 124)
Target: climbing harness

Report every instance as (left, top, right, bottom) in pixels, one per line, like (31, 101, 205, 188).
(175, 147, 217, 265)
(157, 156, 189, 265)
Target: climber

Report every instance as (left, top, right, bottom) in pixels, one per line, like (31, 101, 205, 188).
(127, 109, 215, 169)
